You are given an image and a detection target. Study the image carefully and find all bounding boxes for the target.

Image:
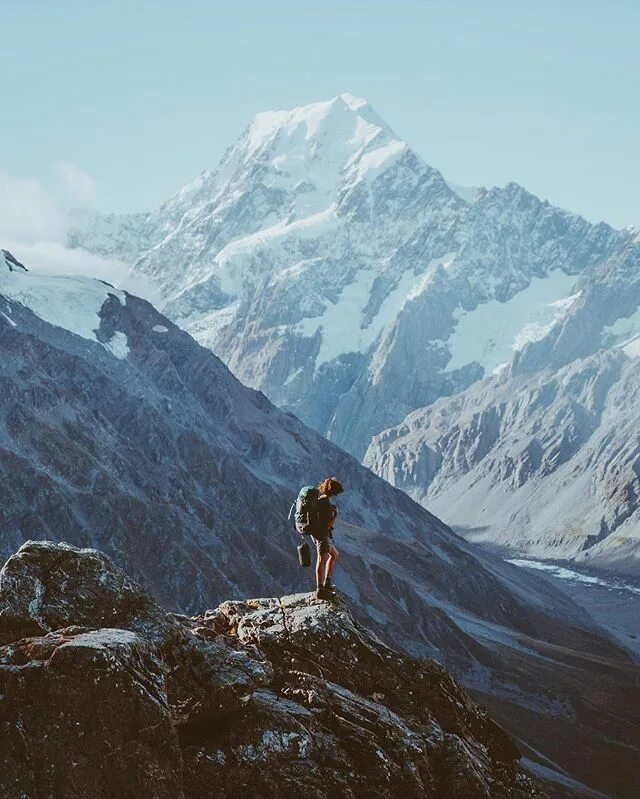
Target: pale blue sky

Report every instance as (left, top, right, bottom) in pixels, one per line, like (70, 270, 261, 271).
(2, 0, 639, 228)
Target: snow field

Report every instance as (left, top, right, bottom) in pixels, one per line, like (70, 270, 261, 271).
(0, 258, 129, 359)
(446, 271, 580, 375)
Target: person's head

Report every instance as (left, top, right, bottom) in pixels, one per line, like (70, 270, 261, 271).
(318, 476, 344, 497)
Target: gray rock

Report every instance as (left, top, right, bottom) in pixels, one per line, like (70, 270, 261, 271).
(0, 626, 183, 799)
(0, 542, 543, 799)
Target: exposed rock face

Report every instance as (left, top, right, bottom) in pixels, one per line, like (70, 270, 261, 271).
(0, 542, 543, 799)
(365, 349, 640, 575)
(1, 627, 183, 799)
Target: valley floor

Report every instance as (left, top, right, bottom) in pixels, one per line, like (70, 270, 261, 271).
(506, 558, 640, 657)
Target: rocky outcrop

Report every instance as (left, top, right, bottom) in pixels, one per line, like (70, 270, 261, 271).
(0, 541, 543, 799)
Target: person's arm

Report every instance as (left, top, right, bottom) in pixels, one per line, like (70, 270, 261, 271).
(317, 496, 333, 531)
(329, 504, 338, 527)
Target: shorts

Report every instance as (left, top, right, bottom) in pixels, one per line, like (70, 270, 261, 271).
(311, 533, 333, 555)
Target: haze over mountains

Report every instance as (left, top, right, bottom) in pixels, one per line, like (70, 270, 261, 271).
(1, 248, 639, 796)
(69, 93, 640, 576)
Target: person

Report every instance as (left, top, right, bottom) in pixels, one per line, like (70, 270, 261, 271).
(312, 476, 344, 600)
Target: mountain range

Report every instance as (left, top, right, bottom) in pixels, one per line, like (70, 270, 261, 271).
(67, 94, 640, 575)
(1, 248, 639, 796)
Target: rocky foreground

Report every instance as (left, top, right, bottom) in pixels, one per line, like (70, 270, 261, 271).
(0, 542, 544, 799)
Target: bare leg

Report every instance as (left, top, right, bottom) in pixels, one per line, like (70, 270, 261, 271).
(326, 544, 339, 579)
(316, 551, 331, 587)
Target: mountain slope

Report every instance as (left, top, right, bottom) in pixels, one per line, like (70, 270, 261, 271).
(363, 219, 640, 574)
(1, 250, 639, 796)
(365, 346, 640, 576)
(68, 95, 639, 465)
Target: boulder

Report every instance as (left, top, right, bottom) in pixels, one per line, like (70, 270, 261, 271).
(0, 540, 169, 644)
(0, 627, 183, 799)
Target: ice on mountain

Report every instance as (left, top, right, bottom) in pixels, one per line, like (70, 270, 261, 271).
(621, 335, 640, 357)
(245, 94, 387, 157)
(350, 140, 407, 184)
(102, 331, 129, 359)
(604, 304, 640, 356)
(339, 92, 369, 111)
(299, 264, 435, 370)
(0, 256, 127, 351)
(446, 271, 579, 374)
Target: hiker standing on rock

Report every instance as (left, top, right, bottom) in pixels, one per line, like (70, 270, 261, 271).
(292, 476, 344, 600)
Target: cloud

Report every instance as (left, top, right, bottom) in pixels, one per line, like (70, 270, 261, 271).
(0, 171, 159, 305)
(4, 238, 126, 280)
(0, 172, 68, 244)
(54, 161, 97, 201)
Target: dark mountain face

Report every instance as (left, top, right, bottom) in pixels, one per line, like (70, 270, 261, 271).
(1, 255, 639, 796)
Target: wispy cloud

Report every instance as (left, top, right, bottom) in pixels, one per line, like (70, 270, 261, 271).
(54, 161, 97, 202)
(0, 172, 68, 244)
(0, 171, 157, 303)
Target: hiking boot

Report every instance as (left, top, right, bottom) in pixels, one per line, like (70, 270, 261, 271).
(324, 578, 337, 594)
(315, 586, 334, 601)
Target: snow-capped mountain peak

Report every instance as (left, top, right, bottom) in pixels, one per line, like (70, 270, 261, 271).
(243, 93, 395, 157)
(70, 95, 458, 317)
(230, 92, 413, 222)
(68, 97, 639, 493)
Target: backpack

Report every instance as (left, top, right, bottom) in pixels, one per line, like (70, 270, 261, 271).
(289, 485, 321, 535)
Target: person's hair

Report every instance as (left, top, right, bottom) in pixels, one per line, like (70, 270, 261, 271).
(318, 476, 344, 496)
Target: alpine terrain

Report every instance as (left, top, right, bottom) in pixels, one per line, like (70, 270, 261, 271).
(68, 94, 640, 574)
(1, 249, 639, 797)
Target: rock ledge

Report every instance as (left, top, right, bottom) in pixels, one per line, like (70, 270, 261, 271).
(0, 541, 543, 798)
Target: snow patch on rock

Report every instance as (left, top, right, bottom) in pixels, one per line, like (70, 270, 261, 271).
(0, 255, 127, 352)
(102, 331, 130, 360)
(604, 304, 640, 357)
(446, 271, 579, 374)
